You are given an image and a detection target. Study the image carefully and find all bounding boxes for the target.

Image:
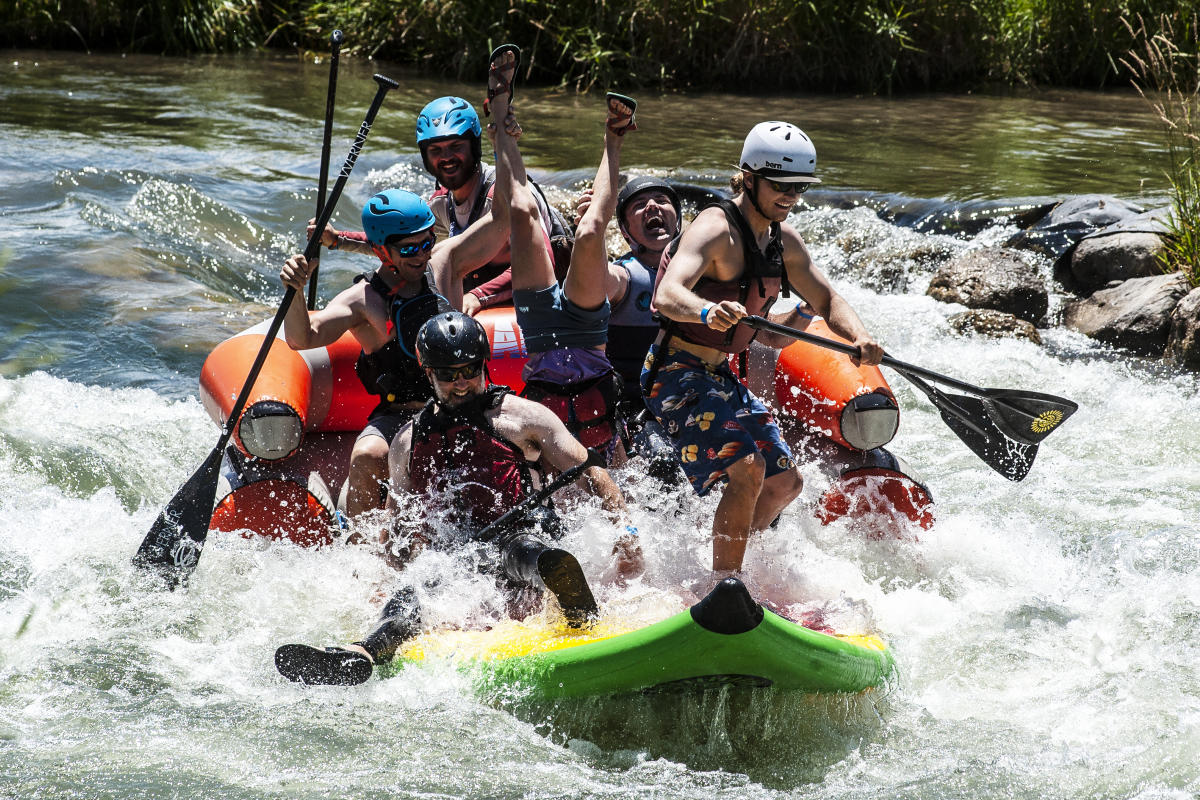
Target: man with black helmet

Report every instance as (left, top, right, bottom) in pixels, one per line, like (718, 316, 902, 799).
(273, 311, 642, 686)
(280, 189, 447, 518)
(645, 121, 883, 587)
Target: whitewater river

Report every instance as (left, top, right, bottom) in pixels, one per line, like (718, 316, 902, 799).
(2, 50, 1198, 799)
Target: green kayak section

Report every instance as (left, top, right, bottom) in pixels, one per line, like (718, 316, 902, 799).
(391, 579, 895, 698)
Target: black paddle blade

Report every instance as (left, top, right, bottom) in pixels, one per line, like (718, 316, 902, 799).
(132, 445, 223, 588)
(935, 391, 1038, 481)
(982, 389, 1078, 446)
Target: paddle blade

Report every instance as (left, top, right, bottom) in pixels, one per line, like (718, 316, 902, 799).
(132, 445, 223, 588)
(983, 389, 1078, 446)
(936, 392, 1037, 481)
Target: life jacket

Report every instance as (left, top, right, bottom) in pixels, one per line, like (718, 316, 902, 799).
(431, 167, 574, 286)
(653, 197, 790, 355)
(521, 370, 624, 451)
(606, 251, 659, 393)
(408, 386, 537, 533)
(353, 272, 449, 407)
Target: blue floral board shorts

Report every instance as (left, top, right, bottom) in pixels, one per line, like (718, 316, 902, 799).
(640, 345, 795, 496)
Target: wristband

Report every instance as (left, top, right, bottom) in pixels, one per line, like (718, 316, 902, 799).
(327, 233, 339, 250)
(700, 303, 715, 325)
(794, 303, 814, 320)
(624, 525, 639, 538)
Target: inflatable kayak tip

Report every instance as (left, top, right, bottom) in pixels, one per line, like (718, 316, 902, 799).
(690, 577, 764, 635)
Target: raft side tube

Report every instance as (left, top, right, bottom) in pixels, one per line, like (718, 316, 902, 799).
(772, 318, 898, 451)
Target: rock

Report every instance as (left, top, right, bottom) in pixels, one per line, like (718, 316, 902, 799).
(1069, 231, 1166, 290)
(926, 247, 1048, 325)
(947, 309, 1042, 344)
(1062, 272, 1190, 355)
(1165, 286, 1200, 369)
(1004, 195, 1144, 259)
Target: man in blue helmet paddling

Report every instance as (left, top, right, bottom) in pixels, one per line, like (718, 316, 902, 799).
(280, 189, 448, 518)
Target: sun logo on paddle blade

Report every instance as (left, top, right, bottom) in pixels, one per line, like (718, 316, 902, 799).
(1031, 409, 1063, 433)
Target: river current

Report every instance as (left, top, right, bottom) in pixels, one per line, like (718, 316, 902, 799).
(2, 51, 1198, 799)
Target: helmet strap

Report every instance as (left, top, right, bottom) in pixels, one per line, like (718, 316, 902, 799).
(745, 174, 771, 221)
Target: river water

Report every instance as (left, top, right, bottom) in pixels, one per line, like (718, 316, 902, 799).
(2, 50, 1198, 799)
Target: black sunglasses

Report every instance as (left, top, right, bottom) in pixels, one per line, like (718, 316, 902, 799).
(761, 177, 810, 195)
(429, 361, 484, 382)
(389, 234, 436, 258)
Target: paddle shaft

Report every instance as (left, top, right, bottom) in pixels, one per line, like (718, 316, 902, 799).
(743, 315, 987, 397)
(474, 450, 604, 542)
(220, 74, 397, 450)
(307, 29, 344, 310)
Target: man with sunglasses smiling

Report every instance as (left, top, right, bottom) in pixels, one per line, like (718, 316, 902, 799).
(644, 121, 883, 590)
(280, 189, 449, 518)
(273, 311, 642, 686)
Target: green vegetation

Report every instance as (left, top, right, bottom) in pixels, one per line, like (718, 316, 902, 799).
(1, 0, 1196, 94)
(1123, 13, 1200, 286)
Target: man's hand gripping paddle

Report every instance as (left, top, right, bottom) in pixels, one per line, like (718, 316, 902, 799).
(133, 73, 400, 589)
(741, 315, 1077, 481)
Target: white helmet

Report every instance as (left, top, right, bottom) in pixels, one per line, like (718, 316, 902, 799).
(739, 121, 821, 183)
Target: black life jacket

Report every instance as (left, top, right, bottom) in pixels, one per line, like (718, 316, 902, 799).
(353, 272, 449, 407)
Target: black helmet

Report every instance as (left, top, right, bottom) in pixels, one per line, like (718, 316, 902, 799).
(616, 176, 681, 227)
(416, 312, 491, 368)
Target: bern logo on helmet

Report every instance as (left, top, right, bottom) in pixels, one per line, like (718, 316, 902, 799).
(765, 160, 783, 169)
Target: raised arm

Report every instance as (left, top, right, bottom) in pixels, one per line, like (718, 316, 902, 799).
(279, 256, 364, 350)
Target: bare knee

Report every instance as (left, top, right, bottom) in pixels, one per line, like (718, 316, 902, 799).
(724, 452, 766, 492)
(766, 464, 804, 502)
(350, 436, 389, 478)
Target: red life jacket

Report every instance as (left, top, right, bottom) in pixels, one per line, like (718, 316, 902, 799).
(653, 197, 790, 354)
(521, 371, 622, 451)
(407, 387, 536, 531)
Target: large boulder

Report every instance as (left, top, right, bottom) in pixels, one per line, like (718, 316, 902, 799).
(1005, 195, 1144, 260)
(926, 247, 1048, 325)
(947, 309, 1042, 344)
(1165, 286, 1200, 369)
(1067, 208, 1171, 291)
(1062, 272, 1190, 355)
(1069, 232, 1166, 290)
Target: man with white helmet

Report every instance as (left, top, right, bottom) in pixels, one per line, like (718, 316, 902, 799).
(645, 121, 883, 586)
(280, 189, 448, 517)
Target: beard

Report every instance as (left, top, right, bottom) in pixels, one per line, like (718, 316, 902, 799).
(434, 158, 477, 191)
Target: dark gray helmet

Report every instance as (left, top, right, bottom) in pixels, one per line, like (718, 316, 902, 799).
(616, 176, 681, 227)
(416, 312, 491, 367)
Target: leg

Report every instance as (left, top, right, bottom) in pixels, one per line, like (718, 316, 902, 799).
(502, 532, 598, 626)
(274, 585, 422, 686)
(562, 95, 632, 311)
(751, 464, 804, 532)
(345, 434, 389, 518)
(487, 49, 556, 292)
(712, 452, 766, 572)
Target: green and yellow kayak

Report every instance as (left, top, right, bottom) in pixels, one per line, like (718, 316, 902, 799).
(390, 578, 894, 698)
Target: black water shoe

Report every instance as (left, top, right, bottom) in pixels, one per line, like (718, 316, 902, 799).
(274, 644, 373, 686)
(537, 548, 599, 627)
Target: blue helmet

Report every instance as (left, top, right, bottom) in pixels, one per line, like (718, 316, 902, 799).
(361, 189, 435, 247)
(415, 96, 482, 175)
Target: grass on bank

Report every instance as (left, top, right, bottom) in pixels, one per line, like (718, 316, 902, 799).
(4, 0, 1200, 94)
(1123, 13, 1200, 286)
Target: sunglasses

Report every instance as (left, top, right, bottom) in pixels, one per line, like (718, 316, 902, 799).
(429, 361, 484, 382)
(761, 177, 811, 195)
(389, 234, 435, 258)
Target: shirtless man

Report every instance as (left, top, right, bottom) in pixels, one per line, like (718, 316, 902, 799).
(646, 121, 883, 586)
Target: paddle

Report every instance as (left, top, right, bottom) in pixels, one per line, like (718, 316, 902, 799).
(307, 29, 343, 311)
(740, 315, 1078, 481)
(475, 448, 607, 542)
(133, 73, 400, 588)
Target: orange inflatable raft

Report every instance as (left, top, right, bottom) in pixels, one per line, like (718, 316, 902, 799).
(199, 307, 932, 545)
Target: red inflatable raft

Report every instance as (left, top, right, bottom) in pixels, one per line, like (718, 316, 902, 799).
(199, 307, 932, 544)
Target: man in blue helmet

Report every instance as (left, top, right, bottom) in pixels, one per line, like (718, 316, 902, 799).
(309, 96, 556, 315)
(280, 188, 448, 518)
